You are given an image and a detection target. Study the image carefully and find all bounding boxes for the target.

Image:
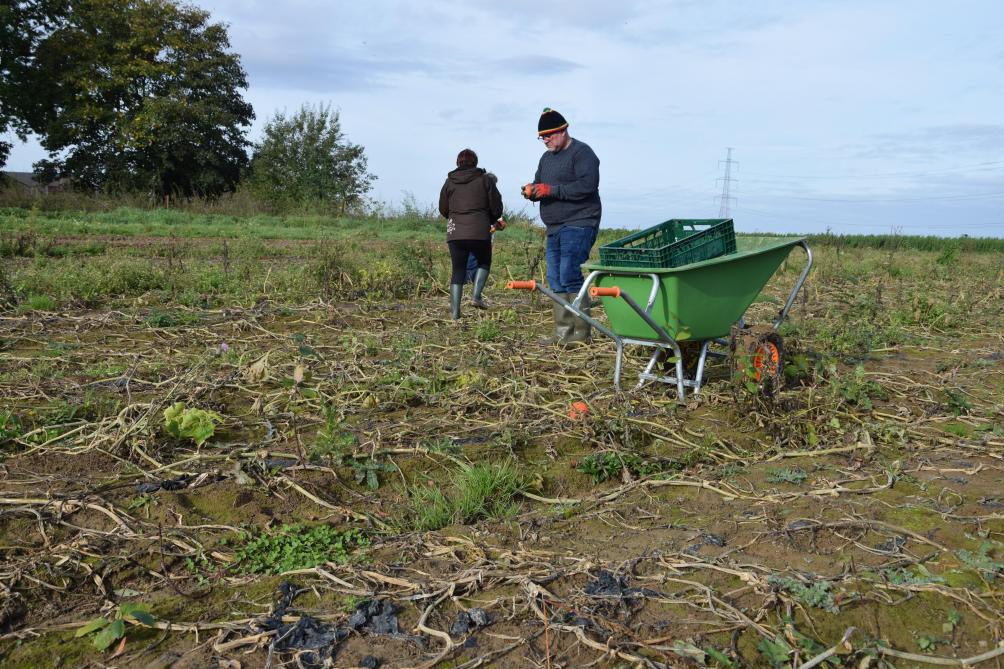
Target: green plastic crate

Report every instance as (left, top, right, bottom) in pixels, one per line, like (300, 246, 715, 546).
(598, 219, 737, 268)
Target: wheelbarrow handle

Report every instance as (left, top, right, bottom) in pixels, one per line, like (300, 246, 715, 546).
(506, 280, 537, 290)
(589, 286, 621, 298)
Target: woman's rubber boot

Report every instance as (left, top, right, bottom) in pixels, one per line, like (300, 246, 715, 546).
(563, 293, 592, 346)
(540, 294, 575, 345)
(449, 284, 463, 320)
(471, 268, 489, 309)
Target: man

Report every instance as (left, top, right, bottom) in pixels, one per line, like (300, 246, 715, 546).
(522, 107, 601, 345)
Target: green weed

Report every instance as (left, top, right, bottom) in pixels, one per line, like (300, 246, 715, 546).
(310, 407, 357, 461)
(827, 364, 887, 410)
(956, 542, 1004, 581)
(765, 467, 807, 484)
(162, 402, 223, 446)
(0, 410, 23, 440)
(941, 388, 972, 416)
(876, 566, 944, 586)
(577, 451, 664, 484)
(475, 319, 502, 342)
(75, 602, 155, 651)
(233, 524, 368, 574)
(408, 460, 525, 531)
(767, 574, 839, 613)
(12, 292, 54, 313)
(348, 458, 398, 490)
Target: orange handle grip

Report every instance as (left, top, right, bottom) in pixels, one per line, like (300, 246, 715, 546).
(507, 280, 537, 290)
(590, 286, 621, 298)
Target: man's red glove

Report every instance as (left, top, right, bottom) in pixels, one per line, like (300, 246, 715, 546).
(491, 217, 506, 233)
(521, 183, 553, 201)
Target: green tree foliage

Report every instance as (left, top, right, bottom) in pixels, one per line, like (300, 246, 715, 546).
(0, 0, 53, 168)
(249, 103, 375, 212)
(4, 0, 253, 197)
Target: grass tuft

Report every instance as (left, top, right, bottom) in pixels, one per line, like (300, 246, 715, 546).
(409, 460, 525, 531)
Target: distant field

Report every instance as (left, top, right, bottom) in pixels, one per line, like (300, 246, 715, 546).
(1, 206, 1003, 668)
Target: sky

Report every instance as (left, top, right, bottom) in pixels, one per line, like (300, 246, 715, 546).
(5, 0, 1004, 236)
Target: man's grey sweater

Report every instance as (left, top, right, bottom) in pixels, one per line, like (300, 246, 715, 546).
(534, 139, 601, 234)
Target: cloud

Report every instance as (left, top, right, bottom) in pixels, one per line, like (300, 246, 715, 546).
(853, 124, 1004, 160)
(492, 56, 583, 76)
(244, 52, 437, 93)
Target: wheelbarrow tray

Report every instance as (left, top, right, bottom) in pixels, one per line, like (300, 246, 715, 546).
(583, 236, 805, 341)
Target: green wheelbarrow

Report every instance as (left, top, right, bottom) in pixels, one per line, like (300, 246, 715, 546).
(507, 236, 813, 400)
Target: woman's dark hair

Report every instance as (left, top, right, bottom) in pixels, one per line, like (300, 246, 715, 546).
(456, 148, 478, 168)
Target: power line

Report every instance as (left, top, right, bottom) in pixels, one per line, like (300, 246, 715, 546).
(741, 159, 1004, 181)
(764, 190, 1004, 203)
(732, 204, 1004, 229)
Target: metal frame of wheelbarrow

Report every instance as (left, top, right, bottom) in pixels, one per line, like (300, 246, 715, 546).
(508, 240, 813, 401)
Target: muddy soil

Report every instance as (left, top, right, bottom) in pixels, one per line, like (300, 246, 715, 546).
(1, 249, 1003, 668)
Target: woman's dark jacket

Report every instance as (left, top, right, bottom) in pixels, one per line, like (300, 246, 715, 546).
(438, 167, 504, 242)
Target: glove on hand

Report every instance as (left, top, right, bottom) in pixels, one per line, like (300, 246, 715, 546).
(521, 183, 553, 201)
(494, 217, 506, 231)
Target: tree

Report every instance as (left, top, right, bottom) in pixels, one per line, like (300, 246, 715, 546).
(4, 0, 253, 198)
(0, 0, 53, 169)
(249, 103, 375, 212)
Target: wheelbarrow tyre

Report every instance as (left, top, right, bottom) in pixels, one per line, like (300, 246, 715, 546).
(748, 331, 784, 397)
(731, 326, 784, 398)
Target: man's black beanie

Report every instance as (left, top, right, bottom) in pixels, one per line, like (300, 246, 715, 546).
(538, 107, 568, 136)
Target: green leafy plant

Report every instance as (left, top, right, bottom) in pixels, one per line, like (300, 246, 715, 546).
(957, 542, 1004, 581)
(765, 467, 808, 484)
(348, 457, 398, 490)
(310, 406, 357, 461)
(704, 645, 737, 668)
(757, 634, 793, 669)
(0, 410, 23, 440)
(942, 388, 972, 416)
(829, 365, 887, 410)
(146, 311, 177, 327)
(233, 524, 369, 574)
(943, 610, 962, 635)
(768, 575, 839, 613)
(576, 451, 663, 484)
(877, 565, 944, 586)
(162, 402, 222, 446)
(716, 463, 746, 480)
(75, 602, 154, 651)
(475, 319, 502, 342)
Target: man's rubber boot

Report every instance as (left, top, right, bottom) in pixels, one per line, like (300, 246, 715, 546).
(540, 293, 575, 345)
(471, 268, 489, 309)
(563, 293, 592, 346)
(449, 284, 463, 320)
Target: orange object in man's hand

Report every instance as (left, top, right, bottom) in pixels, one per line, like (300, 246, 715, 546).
(521, 183, 552, 201)
(531, 183, 552, 200)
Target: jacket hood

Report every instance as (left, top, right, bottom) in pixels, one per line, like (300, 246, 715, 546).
(448, 166, 485, 185)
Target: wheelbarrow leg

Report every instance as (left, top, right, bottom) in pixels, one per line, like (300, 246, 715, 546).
(692, 340, 711, 395)
(636, 346, 686, 401)
(613, 340, 624, 390)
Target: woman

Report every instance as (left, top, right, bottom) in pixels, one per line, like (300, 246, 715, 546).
(438, 148, 504, 320)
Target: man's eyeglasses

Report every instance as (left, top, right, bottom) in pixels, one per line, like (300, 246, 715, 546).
(538, 131, 564, 142)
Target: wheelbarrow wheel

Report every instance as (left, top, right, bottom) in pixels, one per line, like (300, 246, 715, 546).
(733, 328, 784, 397)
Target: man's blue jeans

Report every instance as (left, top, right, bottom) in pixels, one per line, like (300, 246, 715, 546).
(546, 225, 598, 294)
